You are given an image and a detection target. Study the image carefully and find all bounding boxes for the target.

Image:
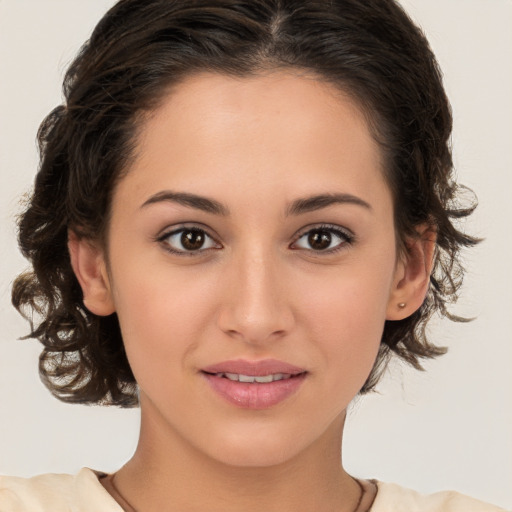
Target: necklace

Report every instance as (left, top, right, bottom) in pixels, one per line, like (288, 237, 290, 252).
(354, 478, 378, 512)
(103, 473, 377, 512)
(104, 473, 137, 512)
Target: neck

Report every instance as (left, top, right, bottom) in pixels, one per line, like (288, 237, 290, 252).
(112, 402, 361, 512)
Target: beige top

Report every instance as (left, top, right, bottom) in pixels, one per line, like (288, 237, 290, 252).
(0, 468, 508, 512)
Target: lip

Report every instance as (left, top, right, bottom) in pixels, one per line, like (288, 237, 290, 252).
(201, 359, 307, 409)
(202, 358, 306, 376)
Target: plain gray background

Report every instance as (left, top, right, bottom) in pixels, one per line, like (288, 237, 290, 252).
(0, 0, 511, 508)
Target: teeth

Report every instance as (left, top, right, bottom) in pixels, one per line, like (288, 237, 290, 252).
(239, 374, 256, 383)
(215, 372, 293, 383)
(254, 375, 274, 383)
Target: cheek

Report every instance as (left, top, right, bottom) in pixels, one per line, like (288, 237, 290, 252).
(301, 262, 393, 332)
(109, 265, 217, 375)
(297, 263, 394, 383)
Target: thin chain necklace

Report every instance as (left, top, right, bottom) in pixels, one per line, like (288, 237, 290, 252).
(106, 473, 137, 512)
(104, 473, 377, 512)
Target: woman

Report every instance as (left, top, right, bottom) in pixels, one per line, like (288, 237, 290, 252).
(0, 0, 509, 510)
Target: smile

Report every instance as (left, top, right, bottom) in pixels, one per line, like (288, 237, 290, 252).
(202, 372, 306, 409)
(213, 372, 294, 383)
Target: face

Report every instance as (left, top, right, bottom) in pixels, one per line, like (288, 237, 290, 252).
(82, 71, 412, 467)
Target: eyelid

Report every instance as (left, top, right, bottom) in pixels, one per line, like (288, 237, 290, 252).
(290, 223, 355, 252)
(156, 221, 213, 239)
(154, 222, 353, 255)
(156, 223, 222, 255)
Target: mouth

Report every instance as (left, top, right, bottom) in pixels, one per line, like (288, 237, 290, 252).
(201, 358, 306, 377)
(200, 360, 307, 409)
(203, 372, 299, 383)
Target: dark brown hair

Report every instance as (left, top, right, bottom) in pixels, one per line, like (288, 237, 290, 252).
(12, 0, 478, 406)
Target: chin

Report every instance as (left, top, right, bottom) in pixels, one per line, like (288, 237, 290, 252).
(211, 447, 295, 468)
(202, 430, 304, 468)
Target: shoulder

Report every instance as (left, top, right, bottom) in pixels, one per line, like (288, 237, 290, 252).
(0, 468, 121, 512)
(372, 482, 509, 512)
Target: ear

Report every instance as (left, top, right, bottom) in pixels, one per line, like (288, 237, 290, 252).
(68, 230, 115, 316)
(386, 224, 436, 320)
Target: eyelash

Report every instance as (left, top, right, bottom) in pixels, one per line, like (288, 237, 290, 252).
(156, 223, 354, 256)
(290, 224, 354, 254)
(156, 225, 221, 256)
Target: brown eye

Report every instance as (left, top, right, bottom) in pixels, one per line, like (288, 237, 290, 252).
(160, 227, 219, 254)
(307, 230, 332, 250)
(292, 225, 353, 252)
(181, 229, 206, 250)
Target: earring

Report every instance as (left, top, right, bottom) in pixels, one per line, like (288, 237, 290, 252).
(398, 302, 406, 309)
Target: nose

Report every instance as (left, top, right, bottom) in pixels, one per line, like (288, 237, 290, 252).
(216, 247, 295, 345)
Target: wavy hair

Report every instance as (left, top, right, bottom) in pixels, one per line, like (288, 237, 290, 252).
(12, 0, 478, 406)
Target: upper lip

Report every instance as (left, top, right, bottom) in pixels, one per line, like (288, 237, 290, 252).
(202, 359, 306, 376)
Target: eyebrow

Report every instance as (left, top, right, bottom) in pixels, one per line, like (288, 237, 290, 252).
(141, 191, 229, 216)
(286, 193, 372, 216)
(141, 190, 371, 217)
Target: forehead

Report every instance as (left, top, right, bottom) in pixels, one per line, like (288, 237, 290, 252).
(119, 71, 389, 213)
(136, 70, 377, 160)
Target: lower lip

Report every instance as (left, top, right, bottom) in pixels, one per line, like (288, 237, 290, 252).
(202, 373, 307, 409)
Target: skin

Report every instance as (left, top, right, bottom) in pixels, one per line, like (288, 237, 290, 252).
(69, 71, 432, 512)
